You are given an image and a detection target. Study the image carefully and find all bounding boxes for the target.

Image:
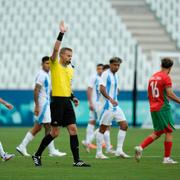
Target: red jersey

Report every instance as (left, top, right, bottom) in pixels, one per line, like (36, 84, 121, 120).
(148, 71, 172, 112)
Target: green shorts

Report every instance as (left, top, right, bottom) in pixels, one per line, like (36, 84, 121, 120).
(151, 109, 175, 132)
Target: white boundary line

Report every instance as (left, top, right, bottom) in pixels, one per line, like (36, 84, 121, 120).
(11, 155, 180, 158)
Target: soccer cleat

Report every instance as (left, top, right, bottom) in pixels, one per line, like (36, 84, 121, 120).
(73, 160, 91, 167)
(102, 143, 113, 149)
(32, 155, 42, 166)
(88, 143, 97, 149)
(105, 148, 116, 154)
(49, 149, 67, 157)
(2, 153, 15, 161)
(162, 157, 178, 164)
(16, 145, 30, 156)
(81, 140, 90, 153)
(115, 151, 130, 158)
(95, 153, 109, 159)
(134, 146, 143, 162)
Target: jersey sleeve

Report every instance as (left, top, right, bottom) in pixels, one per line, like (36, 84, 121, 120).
(88, 76, 95, 88)
(99, 71, 108, 86)
(35, 73, 45, 86)
(164, 75, 172, 88)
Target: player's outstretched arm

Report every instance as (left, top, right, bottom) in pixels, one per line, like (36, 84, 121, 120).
(0, 98, 13, 110)
(166, 87, 180, 104)
(50, 21, 68, 61)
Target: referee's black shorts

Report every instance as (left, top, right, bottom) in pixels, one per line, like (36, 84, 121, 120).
(50, 97, 76, 127)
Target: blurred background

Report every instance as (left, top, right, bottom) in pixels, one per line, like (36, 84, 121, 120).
(0, 0, 180, 127)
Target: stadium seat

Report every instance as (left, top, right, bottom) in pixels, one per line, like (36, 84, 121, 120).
(2, 0, 178, 90)
(146, 0, 180, 48)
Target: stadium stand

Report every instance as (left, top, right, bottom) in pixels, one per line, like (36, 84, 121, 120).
(109, 0, 180, 89)
(0, 0, 179, 90)
(146, 0, 180, 48)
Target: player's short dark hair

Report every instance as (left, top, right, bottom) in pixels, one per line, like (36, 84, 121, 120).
(103, 64, 110, 70)
(42, 56, 49, 63)
(60, 47, 73, 54)
(109, 57, 122, 64)
(97, 64, 104, 67)
(161, 58, 173, 68)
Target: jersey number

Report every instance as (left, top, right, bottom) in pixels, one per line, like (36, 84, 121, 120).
(150, 81, 159, 98)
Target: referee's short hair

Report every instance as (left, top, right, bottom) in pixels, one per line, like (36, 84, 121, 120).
(60, 47, 73, 54)
(161, 58, 173, 69)
(42, 56, 50, 63)
(109, 57, 122, 64)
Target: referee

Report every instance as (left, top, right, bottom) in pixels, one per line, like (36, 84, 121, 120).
(32, 21, 90, 167)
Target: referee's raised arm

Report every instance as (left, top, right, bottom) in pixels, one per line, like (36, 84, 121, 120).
(50, 21, 68, 61)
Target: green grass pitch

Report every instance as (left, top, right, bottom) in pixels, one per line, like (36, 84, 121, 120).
(0, 127, 179, 180)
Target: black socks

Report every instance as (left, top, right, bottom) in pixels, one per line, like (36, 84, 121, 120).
(35, 134, 54, 156)
(70, 135, 80, 162)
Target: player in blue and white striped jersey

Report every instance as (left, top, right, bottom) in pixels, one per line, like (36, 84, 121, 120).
(82, 64, 104, 151)
(96, 57, 130, 159)
(16, 57, 66, 157)
(82, 64, 113, 153)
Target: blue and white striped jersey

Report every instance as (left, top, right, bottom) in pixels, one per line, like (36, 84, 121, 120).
(99, 69, 119, 110)
(88, 74, 101, 105)
(35, 69, 51, 103)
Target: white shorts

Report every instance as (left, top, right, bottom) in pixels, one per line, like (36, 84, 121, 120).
(34, 102, 51, 124)
(99, 106, 126, 126)
(89, 110, 98, 121)
(89, 102, 104, 122)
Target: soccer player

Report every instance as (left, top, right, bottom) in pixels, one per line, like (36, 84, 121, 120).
(82, 64, 114, 153)
(82, 63, 103, 152)
(96, 57, 130, 159)
(16, 57, 66, 157)
(135, 58, 180, 164)
(32, 21, 90, 167)
(0, 98, 15, 161)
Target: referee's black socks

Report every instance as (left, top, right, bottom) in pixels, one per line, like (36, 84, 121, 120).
(70, 135, 80, 162)
(35, 134, 54, 156)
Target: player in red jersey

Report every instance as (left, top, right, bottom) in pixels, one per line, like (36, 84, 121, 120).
(135, 58, 180, 164)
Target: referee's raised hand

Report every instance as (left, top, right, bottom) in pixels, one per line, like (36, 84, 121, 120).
(60, 21, 68, 33)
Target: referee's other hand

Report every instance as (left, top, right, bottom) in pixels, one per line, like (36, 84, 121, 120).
(73, 97, 79, 107)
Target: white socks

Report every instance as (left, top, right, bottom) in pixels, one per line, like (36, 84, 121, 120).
(96, 131, 103, 155)
(19, 131, 56, 153)
(48, 140, 56, 153)
(104, 130, 111, 151)
(90, 128, 99, 143)
(116, 129, 126, 153)
(0, 142, 5, 156)
(85, 124, 95, 144)
(20, 132, 34, 148)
